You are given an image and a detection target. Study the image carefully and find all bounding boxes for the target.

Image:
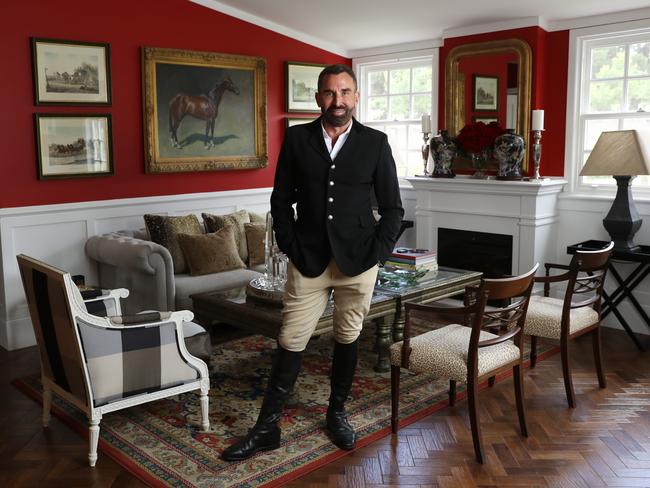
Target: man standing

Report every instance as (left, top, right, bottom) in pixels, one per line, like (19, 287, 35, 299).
(221, 64, 403, 461)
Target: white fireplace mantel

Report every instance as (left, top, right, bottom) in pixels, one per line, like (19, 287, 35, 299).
(406, 176, 568, 275)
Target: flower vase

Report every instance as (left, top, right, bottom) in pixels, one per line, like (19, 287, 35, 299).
(470, 151, 487, 179)
(494, 129, 525, 180)
(430, 130, 456, 178)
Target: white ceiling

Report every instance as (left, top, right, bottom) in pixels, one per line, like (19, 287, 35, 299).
(193, 0, 650, 57)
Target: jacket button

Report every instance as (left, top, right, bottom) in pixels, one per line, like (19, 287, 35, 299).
(328, 197, 334, 203)
(329, 181, 334, 186)
(330, 164, 336, 169)
(328, 215, 333, 220)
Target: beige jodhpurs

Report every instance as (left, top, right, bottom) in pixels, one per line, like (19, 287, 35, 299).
(277, 259, 379, 352)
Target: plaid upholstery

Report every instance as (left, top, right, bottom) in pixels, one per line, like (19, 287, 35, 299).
(77, 318, 199, 406)
(84, 291, 120, 317)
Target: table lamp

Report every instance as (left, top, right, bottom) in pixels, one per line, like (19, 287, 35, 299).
(579, 130, 650, 251)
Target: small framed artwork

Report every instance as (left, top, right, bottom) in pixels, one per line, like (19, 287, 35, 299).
(31, 38, 111, 105)
(286, 117, 317, 128)
(286, 61, 326, 113)
(34, 114, 114, 179)
(472, 75, 498, 112)
(473, 116, 498, 124)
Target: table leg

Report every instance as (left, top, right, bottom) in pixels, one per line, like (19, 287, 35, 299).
(374, 314, 395, 372)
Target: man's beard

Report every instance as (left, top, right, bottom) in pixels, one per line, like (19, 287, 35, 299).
(322, 105, 353, 127)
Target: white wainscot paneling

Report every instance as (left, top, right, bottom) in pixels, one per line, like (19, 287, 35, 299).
(0, 188, 273, 351)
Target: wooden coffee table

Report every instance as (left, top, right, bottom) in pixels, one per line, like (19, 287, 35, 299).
(191, 266, 481, 371)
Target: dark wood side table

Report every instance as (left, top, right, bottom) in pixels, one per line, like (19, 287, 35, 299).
(567, 240, 650, 351)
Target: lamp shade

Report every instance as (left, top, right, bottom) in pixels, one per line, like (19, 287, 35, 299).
(580, 130, 650, 176)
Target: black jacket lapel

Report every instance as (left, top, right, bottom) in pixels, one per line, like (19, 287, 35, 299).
(307, 118, 331, 163)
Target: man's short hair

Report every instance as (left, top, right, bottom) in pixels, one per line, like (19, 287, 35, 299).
(317, 64, 357, 92)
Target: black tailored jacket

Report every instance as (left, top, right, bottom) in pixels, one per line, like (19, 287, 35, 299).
(270, 117, 404, 278)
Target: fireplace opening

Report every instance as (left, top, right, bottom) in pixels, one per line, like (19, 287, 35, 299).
(437, 228, 513, 278)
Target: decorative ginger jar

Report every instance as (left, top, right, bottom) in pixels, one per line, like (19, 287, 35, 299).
(429, 130, 456, 178)
(494, 129, 525, 180)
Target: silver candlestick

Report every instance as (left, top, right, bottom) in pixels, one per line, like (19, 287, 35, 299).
(421, 132, 431, 176)
(532, 130, 543, 179)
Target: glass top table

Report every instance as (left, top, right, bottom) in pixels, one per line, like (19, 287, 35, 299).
(191, 266, 481, 371)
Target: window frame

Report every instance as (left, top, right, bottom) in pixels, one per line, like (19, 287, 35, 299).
(565, 18, 650, 198)
(354, 50, 438, 178)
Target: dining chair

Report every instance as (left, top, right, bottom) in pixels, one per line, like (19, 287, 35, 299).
(524, 241, 614, 407)
(389, 264, 538, 463)
(17, 254, 210, 467)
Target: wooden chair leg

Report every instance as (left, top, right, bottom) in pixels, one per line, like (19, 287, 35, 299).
(592, 327, 606, 389)
(561, 337, 576, 408)
(449, 380, 456, 406)
(530, 336, 538, 368)
(200, 390, 210, 431)
(88, 418, 101, 467)
(513, 364, 528, 437)
(42, 382, 52, 428)
(391, 365, 400, 433)
(488, 376, 496, 387)
(467, 376, 483, 464)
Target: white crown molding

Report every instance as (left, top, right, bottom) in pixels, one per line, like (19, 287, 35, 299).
(190, 0, 350, 57)
(442, 16, 546, 40)
(349, 39, 443, 60)
(547, 7, 650, 32)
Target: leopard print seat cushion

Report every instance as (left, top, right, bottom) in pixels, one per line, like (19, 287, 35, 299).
(389, 324, 521, 382)
(524, 296, 598, 339)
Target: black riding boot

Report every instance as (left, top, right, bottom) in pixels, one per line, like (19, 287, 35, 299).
(326, 339, 358, 450)
(220, 346, 302, 461)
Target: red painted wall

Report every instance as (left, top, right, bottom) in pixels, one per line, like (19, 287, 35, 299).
(439, 26, 570, 176)
(1, 0, 348, 208)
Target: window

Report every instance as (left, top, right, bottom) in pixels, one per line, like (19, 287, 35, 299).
(355, 54, 437, 177)
(567, 21, 650, 194)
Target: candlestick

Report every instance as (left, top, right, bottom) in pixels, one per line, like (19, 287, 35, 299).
(421, 114, 431, 134)
(421, 131, 431, 176)
(532, 130, 542, 179)
(532, 109, 544, 131)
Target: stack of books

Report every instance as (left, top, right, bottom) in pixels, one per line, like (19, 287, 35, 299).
(385, 247, 438, 272)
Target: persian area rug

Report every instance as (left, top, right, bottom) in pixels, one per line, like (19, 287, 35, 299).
(15, 327, 557, 488)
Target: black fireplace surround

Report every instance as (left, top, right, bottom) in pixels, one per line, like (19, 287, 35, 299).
(437, 228, 513, 278)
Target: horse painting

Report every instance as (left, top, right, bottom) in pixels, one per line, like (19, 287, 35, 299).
(168, 77, 240, 149)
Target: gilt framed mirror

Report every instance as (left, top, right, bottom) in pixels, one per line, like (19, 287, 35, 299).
(444, 38, 532, 171)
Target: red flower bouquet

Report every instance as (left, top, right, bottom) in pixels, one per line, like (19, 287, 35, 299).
(456, 122, 505, 154)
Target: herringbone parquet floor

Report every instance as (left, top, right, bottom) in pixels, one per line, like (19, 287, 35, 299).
(3, 327, 650, 487)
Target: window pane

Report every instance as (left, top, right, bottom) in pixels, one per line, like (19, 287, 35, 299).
(389, 69, 410, 94)
(407, 150, 423, 176)
(389, 95, 410, 120)
(591, 45, 625, 79)
(584, 118, 619, 150)
(368, 97, 387, 121)
(408, 124, 422, 150)
(385, 125, 408, 176)
(629, 42, 650, 76)
(411, 94, 432, 119)
(627, 78, 650, 111)
(412, 66, 432, 92)
(368, 71, 387, 96)
(622, 117, 650, 130)
(589, 80, 623, 112)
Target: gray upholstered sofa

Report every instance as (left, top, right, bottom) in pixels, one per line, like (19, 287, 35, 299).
(85, 228, 265, 315)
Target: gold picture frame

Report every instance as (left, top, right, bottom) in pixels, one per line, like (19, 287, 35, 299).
(142, 47, 267, 173)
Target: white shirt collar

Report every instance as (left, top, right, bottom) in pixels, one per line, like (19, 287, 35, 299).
(321, 119, 353, 160)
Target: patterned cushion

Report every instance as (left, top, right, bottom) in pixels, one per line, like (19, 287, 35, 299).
(244, 222, 266, 266)
(144, 214, 202, 274)
(524, 295, 599, 339)
(389, 324, 521, 382)
(177, 226, 246, 276)
(202, 210, 250, 263)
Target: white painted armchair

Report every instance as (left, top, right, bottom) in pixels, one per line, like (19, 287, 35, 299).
(17, 254, 210, 467)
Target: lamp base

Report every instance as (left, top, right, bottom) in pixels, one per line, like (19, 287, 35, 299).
(603, 175, 642, 251)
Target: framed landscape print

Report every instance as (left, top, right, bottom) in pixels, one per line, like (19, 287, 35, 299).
(472, 75, 498, 111)
(34, 114, 113, 179)
(286, 62, 326, 113)
(31, 38, 111, 105)
(142, 47, 267, 173)
(286, 117, 317, 128)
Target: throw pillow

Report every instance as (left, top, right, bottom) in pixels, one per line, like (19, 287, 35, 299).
(249, 211, 266, 224)
(244, 222, 266, 266)
(202, 209, 250, 263)
(144, 214, 202, 274)
(177, 225, 245, 276)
